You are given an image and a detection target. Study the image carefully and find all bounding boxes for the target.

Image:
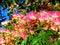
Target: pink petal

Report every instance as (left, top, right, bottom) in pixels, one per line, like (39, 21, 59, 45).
(0, 37, 5, 44)
(20, 32, 28, 39)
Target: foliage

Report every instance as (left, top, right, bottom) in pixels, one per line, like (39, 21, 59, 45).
(14, 29, 59, 45)
(0, 0, 60, 11)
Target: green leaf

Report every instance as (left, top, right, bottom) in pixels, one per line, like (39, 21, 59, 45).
(15, 37, 20, 45)
(21, 37, 28, 45)
(4, 23, 14, 30)
(54, 7, 60, 10)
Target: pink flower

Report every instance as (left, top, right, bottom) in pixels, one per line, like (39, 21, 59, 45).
(40, 11, 49, 20)
(58, 26, 60, 31)
(48, 11, 60, 19)
(50, 17, 60, 25)
(12, 14, 25, 19)
(30, 30, 35, 34)
(54, 18, 60, 25)
(5, 37, 11, 43)
(11, 30, 19, 37)
(44, 25, 49, 30)
(0, 28, 10, 33)
(11, 30, 16, 34)
(18, 24, 25, 32)
(49, 37, 54, 42)
(12, 14, 17, 17)
(26, 11, 37, 21)
(50, 25, 58, 31)
(38, 10, 49, 22)
(19, 14, 25, 19)
(50, 21, 58, 31)
(27, 24, 33, 30)
(0, 37, 5, 44)
(20, 32, 28, 39)
(18, 24, 24, 28)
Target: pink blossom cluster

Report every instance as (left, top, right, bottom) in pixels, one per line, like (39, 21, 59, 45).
(0, 28, 28, 44)
(26, 10, 60, 31)
(0, 10, 60, 44)
(11, 10, 60, 38)
(9, 10, 60, 38)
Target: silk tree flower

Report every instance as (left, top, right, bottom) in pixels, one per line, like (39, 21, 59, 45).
(49, 17, 60, 31)
(50, 21, 58, 31)
(50, 25, 58, 31)
(17, 24, 24, 29)
(38, 10, 49, 22)
(11, 14, 17, 17)
(11, 14, 20, 20)
(58, 26, 60, 31)
(11, 14, 19, 20)
(5, 37, 11, 43)
(27, 24, 33, 30)
(11, 14, 25, 21)
(44, 25, 49, 30)
(18, 24, 26, 32)
(26, 11, 37, 25)
(0, 28, 10, 33)
(50, 17, 60, 26)
(29, 30, 35, 34)
(39, 10, 60, 21)
(48, 11, 60, 19)
(18, 14, 25, 19)
(10, 30, 19, 37)
(54, 18, 60, 25)
(17, 14, 26, 23)
(0, 36, 5, 44)
(49, 36, 54, 42)
(20, 32, 28, 39)
(26, 11, 37, 21)
(38, 10, 60, 24)
(12, 14, 25, 19)
(18, 19, 26, 25)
